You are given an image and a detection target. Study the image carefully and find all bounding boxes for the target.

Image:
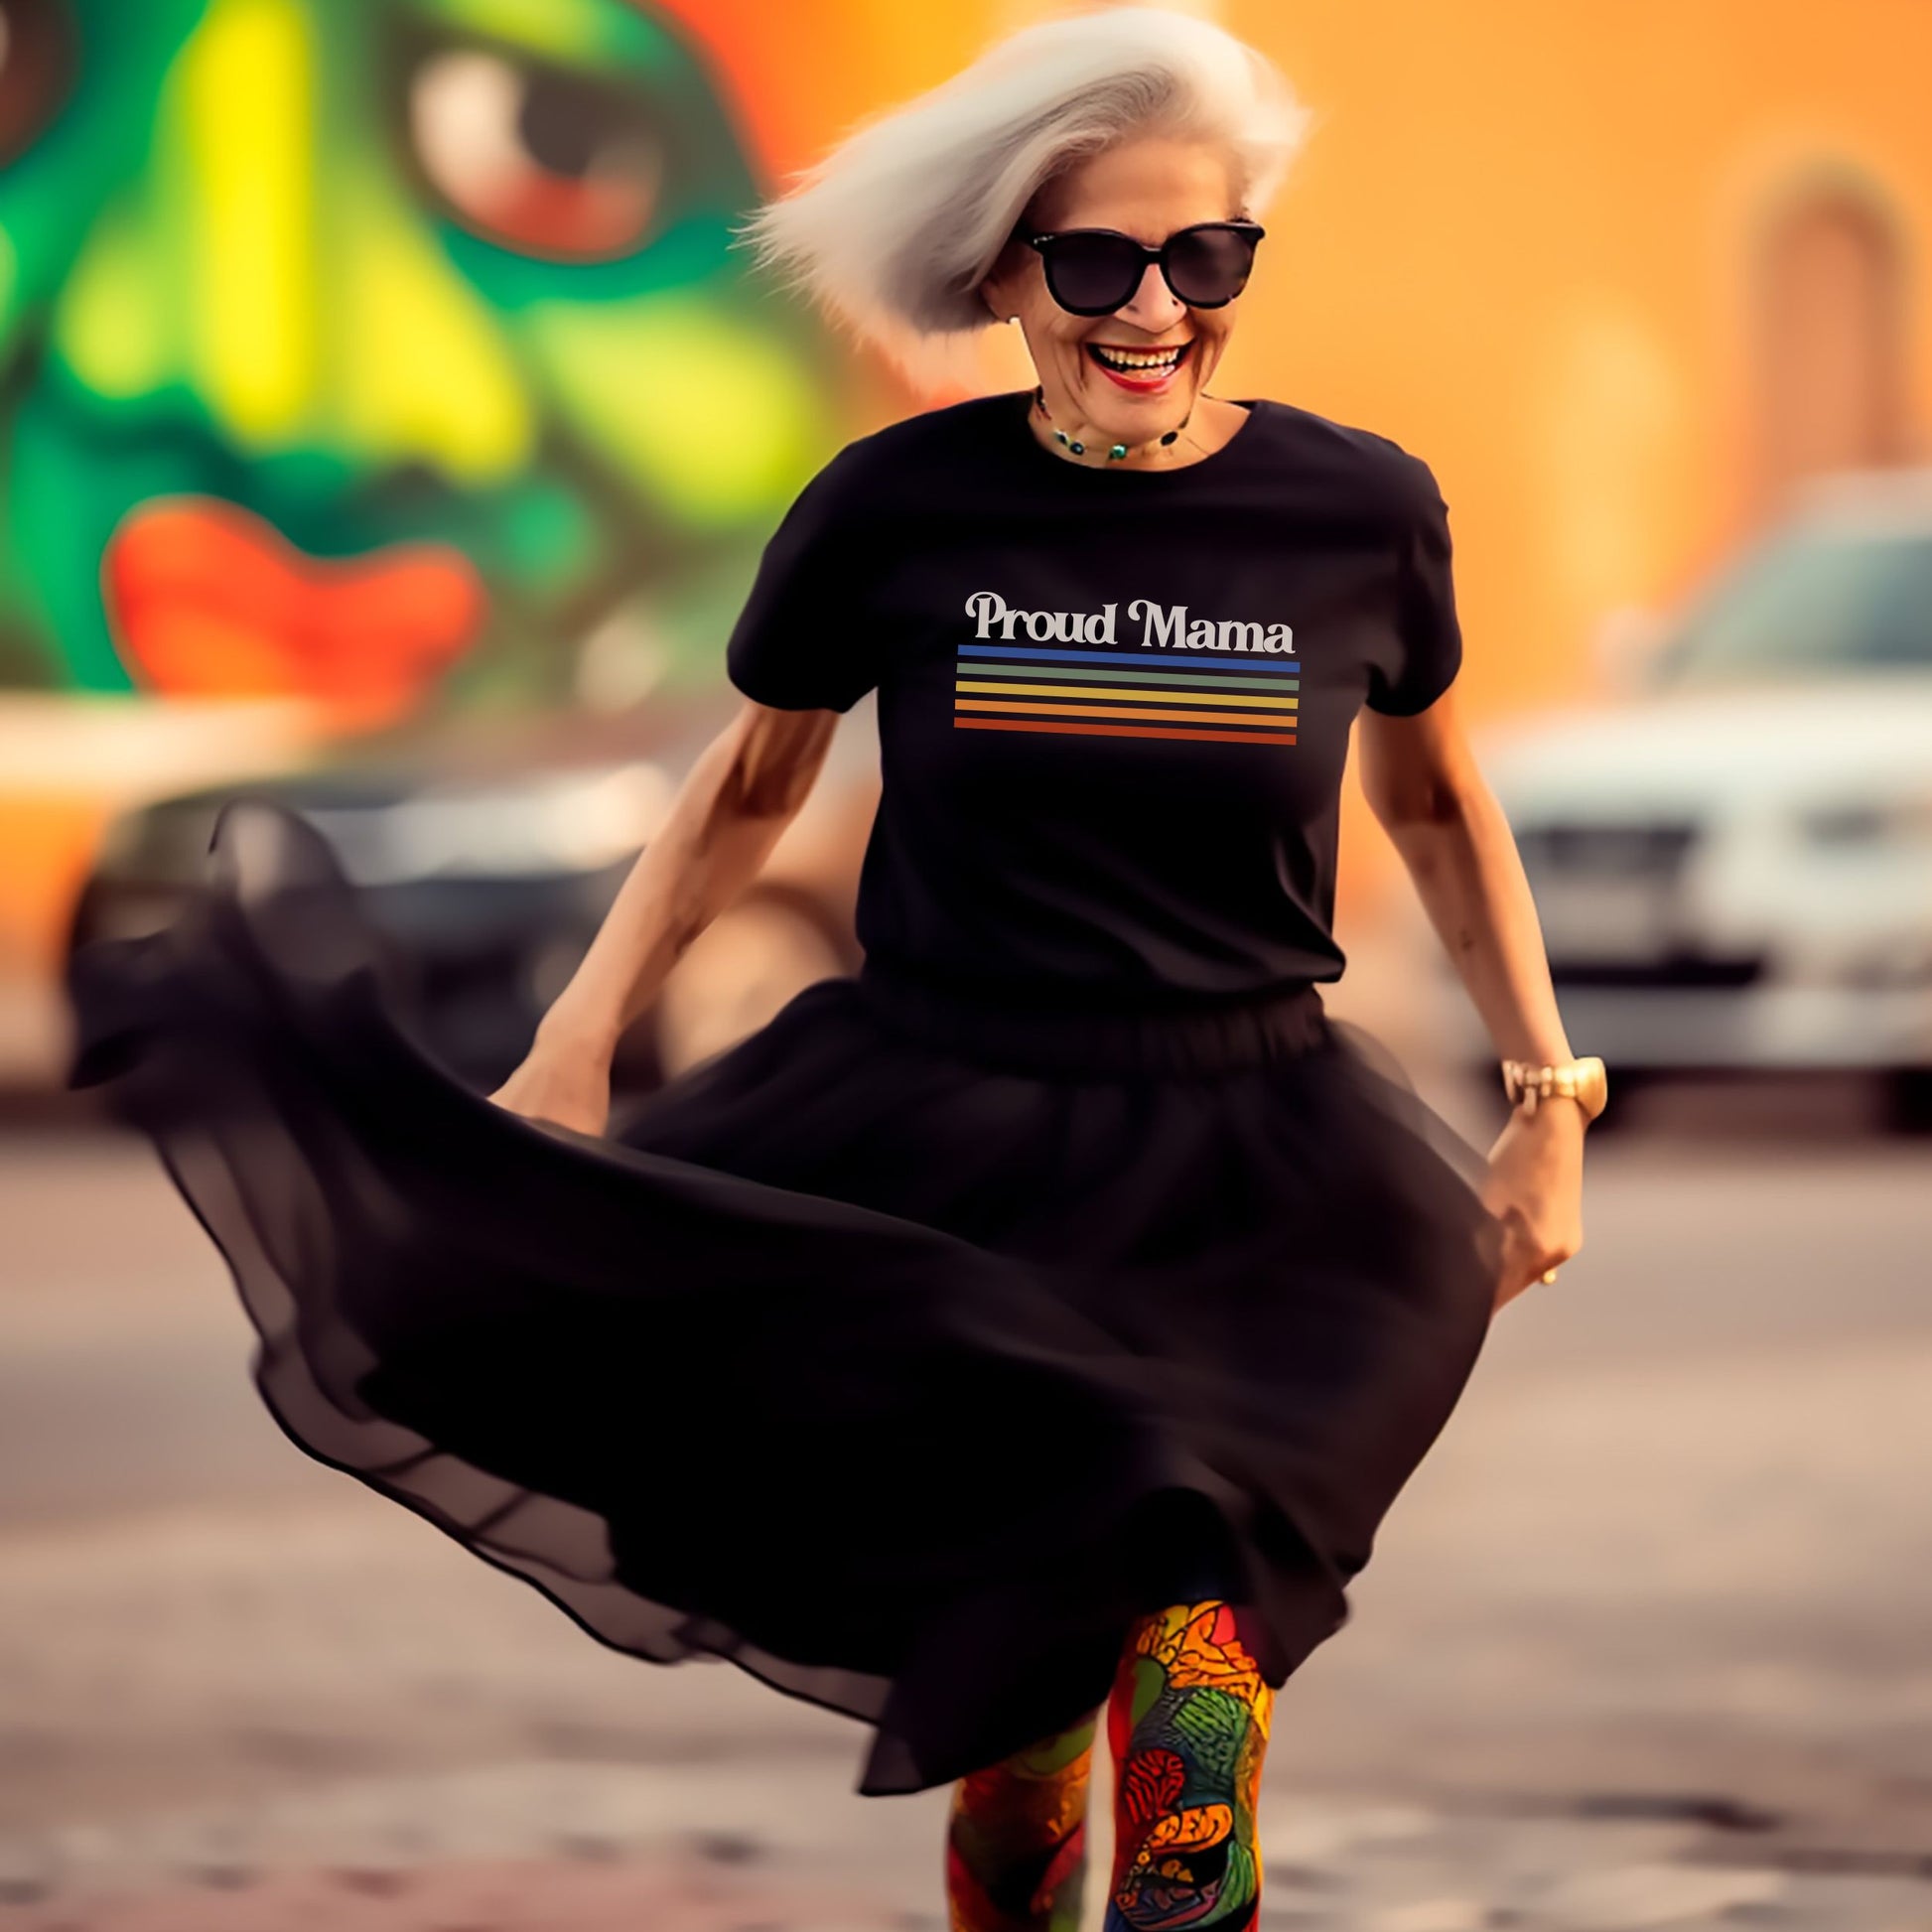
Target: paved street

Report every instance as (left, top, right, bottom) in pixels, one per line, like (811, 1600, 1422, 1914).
(1, 1092, 1928, 1929)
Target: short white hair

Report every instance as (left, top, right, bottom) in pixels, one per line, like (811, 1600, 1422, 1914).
(733, 6, 1314, 395)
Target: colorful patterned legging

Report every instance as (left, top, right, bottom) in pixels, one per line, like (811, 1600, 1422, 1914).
(945, 1599, 1275, 1932)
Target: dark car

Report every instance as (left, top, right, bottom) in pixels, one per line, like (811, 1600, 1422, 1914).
(66, 696, 877, 1095)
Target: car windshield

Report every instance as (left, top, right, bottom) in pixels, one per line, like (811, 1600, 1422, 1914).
(1648, 524, 1932, 686)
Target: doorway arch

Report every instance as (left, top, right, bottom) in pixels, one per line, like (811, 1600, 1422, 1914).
(1747, 167, 1913, 507)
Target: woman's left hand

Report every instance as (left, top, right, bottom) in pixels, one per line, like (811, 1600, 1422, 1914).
(1481, 1100, 1587, 1311)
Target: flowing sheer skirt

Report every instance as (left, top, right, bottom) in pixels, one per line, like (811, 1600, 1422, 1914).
(64, 799, 1504, 1795)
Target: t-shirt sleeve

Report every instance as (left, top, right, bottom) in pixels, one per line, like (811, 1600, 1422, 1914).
(1365, 460, 1464, 717)
(725, 448, 878, 714)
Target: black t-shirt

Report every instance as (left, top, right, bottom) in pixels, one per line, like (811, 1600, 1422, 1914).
(725, 388, 1463, 1004)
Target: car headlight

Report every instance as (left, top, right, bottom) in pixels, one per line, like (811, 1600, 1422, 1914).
(307, 762, 677, 885)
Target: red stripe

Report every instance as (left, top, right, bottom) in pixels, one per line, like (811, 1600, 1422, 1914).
(955, 717, 1297, 746)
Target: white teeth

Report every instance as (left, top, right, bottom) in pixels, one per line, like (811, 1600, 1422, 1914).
(1090, 344, 1186, 373)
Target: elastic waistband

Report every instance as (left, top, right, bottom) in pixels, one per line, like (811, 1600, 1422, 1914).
(855, 961, 1329, 1078)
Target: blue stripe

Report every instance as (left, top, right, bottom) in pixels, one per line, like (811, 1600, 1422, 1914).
(960, 666, 1299, 693)
(957, 643, 1302, 674)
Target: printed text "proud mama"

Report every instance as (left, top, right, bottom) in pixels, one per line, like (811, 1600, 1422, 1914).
(965, 592, 1295, 655)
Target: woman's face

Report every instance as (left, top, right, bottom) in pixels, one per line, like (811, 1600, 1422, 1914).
(983, 136, 1247, 445)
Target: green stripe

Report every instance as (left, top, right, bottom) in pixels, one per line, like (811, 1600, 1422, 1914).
(956, 662, 1301, 693)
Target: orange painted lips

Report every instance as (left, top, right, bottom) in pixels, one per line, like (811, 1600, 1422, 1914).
(104, 496, 488, 731)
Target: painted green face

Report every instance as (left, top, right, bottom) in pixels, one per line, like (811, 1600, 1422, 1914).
(0, 0, 838, 726)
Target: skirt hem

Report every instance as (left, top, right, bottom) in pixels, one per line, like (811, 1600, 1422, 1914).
(64, 797, 1504, 1795)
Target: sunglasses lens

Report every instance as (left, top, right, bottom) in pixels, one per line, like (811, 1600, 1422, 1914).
(1167, 226, 1259, 306)
(1042, 234, 1144, 315)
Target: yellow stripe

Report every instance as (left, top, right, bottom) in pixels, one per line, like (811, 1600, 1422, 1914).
(957, 679, 1297, 711)
(183, 0, 317, 441)
(955, 698, 1296, 728)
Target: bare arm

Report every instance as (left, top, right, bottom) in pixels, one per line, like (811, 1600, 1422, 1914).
(542, 698, 838, 1055)
(1354, 683, 1572, 1066)
(1354, 684, 1587, 1308)
(490, 698, 838, 1130)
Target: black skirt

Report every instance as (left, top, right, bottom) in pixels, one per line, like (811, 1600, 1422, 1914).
(63, 799, 1506, 1797)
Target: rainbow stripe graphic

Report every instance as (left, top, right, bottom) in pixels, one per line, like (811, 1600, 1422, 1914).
(953, 643, 1299, 745)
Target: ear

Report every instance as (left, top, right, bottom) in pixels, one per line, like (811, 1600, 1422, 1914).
(977, 233, 1029, 325)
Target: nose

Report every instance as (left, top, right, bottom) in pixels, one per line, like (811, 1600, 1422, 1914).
(1114, 260, 1188, 334)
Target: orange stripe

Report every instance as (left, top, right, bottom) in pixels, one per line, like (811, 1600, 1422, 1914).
(955, 698, 1296, 728)
(956, 718, 1298, 746)
(957, 678, 1299, 711)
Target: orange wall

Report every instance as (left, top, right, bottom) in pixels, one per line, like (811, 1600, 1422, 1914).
(672, 0, 1932, 719)
(10, 3, 1928, 985)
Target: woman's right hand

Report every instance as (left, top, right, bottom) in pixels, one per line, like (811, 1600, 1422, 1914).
(487, 1038, 613, 1140)
(478, 698, 837, 1143)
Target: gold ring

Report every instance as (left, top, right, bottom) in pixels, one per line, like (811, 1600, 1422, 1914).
(1539, 1268, 1560, 1285)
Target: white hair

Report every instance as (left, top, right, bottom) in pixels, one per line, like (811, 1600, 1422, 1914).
(732, 5, 1315, 395)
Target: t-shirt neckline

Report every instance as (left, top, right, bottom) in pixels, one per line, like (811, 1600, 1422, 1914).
(1008, 388, 1266, 482)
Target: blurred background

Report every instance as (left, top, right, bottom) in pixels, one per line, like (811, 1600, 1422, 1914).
(2, 2, 1929, 1928)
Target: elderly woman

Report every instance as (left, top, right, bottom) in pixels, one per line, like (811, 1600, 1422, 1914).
(67, 8, 1604, 1929)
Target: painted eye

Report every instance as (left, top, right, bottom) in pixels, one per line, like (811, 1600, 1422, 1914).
(0, 0, 76, 166)
(408, 47, 663, 262)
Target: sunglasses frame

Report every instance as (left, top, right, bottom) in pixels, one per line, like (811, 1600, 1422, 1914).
(1014, 218, 1267, 317)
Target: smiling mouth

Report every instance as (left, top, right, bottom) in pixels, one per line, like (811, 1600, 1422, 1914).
(1084, 339, 1193, 383)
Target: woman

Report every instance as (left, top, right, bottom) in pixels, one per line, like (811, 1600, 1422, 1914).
(66, 9, 1603, 1929)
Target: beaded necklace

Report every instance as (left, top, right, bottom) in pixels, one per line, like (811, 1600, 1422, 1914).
(1031, 384, 1206, 468)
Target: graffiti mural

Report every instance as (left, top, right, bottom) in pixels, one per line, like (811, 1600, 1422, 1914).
(0, 0, 839, 728)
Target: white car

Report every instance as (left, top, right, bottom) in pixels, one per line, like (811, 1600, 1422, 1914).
(1465, 468, 1932, 1128)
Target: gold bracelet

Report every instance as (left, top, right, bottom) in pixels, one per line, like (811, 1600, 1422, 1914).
(1500, 1055, 1608, 1123)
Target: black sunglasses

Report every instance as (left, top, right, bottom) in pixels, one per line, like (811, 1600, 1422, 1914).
(1015, 219, 1265, 317)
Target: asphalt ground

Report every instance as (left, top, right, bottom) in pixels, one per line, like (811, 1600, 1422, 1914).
(1, 1093, 1927, 1929)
